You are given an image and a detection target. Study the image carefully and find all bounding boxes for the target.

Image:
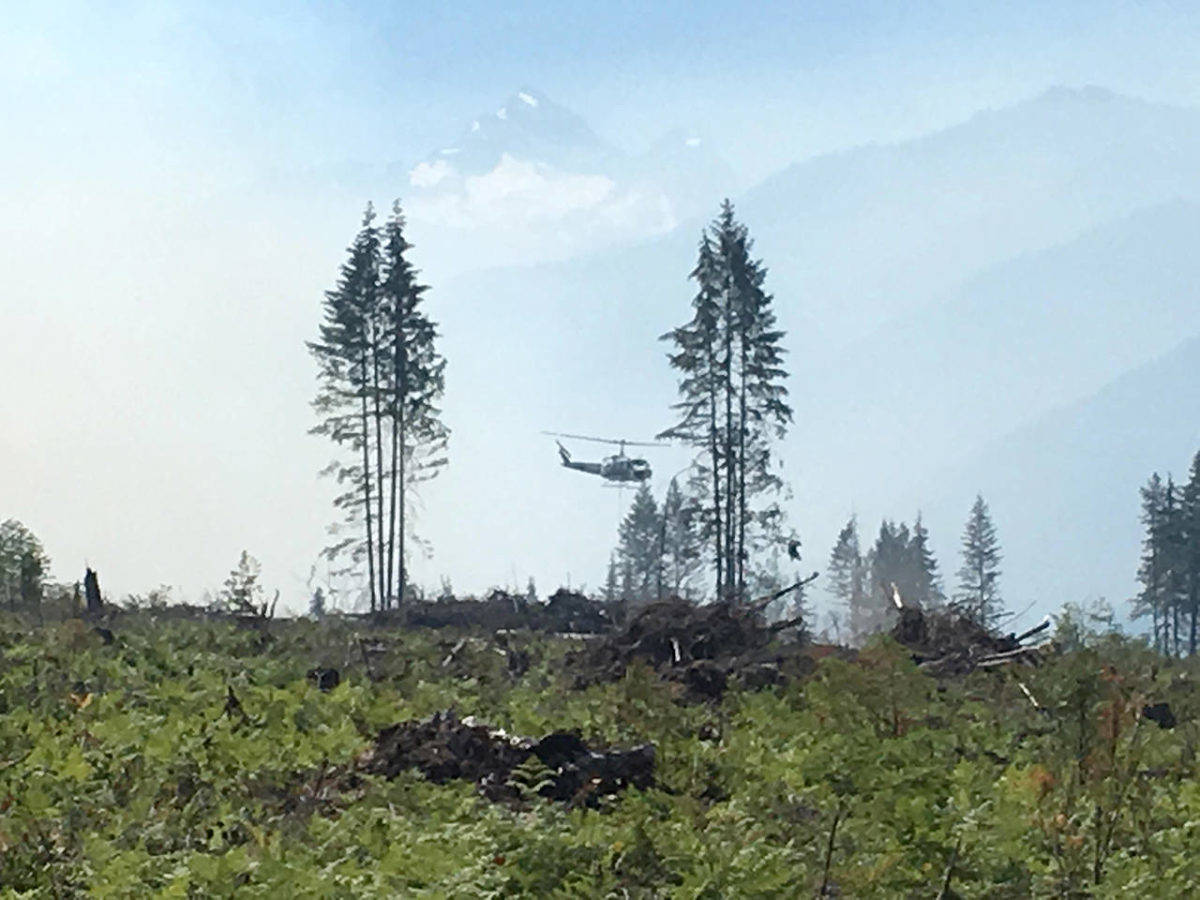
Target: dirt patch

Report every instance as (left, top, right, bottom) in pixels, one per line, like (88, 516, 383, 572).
(360, 709, 655, 807)
(567, 597, 809, 699)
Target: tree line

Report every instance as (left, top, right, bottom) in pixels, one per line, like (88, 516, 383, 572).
(309, 198, 800, 612)
(310, 197, 1016, 626)
(1133, 452, 1200, 656)
(825, 495, 1003, 644)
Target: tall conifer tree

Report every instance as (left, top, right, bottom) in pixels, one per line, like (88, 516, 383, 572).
(828, 516, 869, 641)
(1134, 473, 1171, 653)
(660, 477, 702, 599)
(955, 495, 1003, 626)
(310, 203, 447, 612)
(909, 514, 945, 608)
(660, 200, 792, 601)
(1180, 452, 1200, 655)
(616, 483, 663, 608)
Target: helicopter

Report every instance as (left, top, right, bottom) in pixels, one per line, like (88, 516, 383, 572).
(543, 432, 666, 484)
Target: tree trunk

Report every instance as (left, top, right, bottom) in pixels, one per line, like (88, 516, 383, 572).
(358, 377, 377, 613)
(737, 324, 748, 602)
(369, 319, 387, 609)
(708, 353, 723, 601)
(387, 403, 399, 609)
(723, 298, 735, 602)
(1190, 582, 1197, 656)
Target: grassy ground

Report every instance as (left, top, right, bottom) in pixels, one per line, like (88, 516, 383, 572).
(1, 611, 1198, 897)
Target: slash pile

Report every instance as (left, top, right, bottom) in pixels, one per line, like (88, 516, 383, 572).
(567, 597, 809, 700)
(360, 709, 655, 807)
(890, 604, 1053, 676)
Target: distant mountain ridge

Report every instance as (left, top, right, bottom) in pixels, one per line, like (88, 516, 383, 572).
(408, 88, 617, 183)
(389, 87, 737, 273)
(415, 86, 1200, 613)
(906, 330, 1200, 623)
(730, 85, 1200, 346)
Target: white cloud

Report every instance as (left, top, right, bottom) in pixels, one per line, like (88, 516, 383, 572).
(408, 158, 455, 188)
(405, 154, 677, 268)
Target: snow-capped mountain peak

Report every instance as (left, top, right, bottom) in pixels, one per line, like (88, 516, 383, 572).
(409, 87, 614, 181)
(398, 88, 734, 271)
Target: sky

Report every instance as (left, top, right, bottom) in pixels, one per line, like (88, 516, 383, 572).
(6, 0, 1200, 611)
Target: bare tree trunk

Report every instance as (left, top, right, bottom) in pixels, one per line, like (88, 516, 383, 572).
(1190, 582, 1197, 656)
(358, 380, 377, 613)
(708, 353, 723, 601)
(369, 321, 387, 609)
(723, 310, 735, 602)
(387, 316, 404, 610)
(398, 404, 407, 609)
(817, 803, 844, 897)
(737, 328, 748, 602)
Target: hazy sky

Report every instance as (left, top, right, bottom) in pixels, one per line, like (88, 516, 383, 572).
(6, 1, 1200, 610)
(8, 1, 1200, 183)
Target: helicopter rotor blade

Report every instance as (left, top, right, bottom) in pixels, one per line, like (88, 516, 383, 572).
(541, 431, 670, 448)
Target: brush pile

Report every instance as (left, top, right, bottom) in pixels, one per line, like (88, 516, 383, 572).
(360, 709, 654, 807)
(890, 603, 1053, 675)
(568, 596, 809, 699)
(393, 588, 616, 634)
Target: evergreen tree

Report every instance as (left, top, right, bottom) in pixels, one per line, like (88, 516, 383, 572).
(660, 477, 702, 599)
(309, 587, 327, 619)
(827, 516, 869, 641)
(955, 495, 1004, 626)
(863, 520, 907, 633)
(660, 200, 792, 601)
(379, 203, 448, 609)
(1180, 451, 1200, 655)
(219, 551, 263, 615)
(1134, 473, 1171, 653)
(310, 203, 447, 612)
(616, 483, 663, 608)
(603, 554, 620, 604)
(0, 519, 48, 611)
(1160, 477, 1188, 656)
(909, 514, 945, 608)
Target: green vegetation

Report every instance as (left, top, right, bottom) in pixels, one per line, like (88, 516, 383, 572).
(3, 609, 1199, 897)
(1135, 452, 1200, 656)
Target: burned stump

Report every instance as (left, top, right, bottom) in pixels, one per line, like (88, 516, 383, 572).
(307, 667, 340, 692)
(1143, 702, 1177, 729)
(84, 568, 103, 618)
(360, 709, 654, 807)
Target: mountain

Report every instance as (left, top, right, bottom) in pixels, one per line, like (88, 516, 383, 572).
(392, 88, 737, 275)
(906, 332, 1200, 624)
(791, 200, 1200, 506)
(404, 87, 618, 183)
(407, 87, 1200, 599)
(730, 85, 1200, 347)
